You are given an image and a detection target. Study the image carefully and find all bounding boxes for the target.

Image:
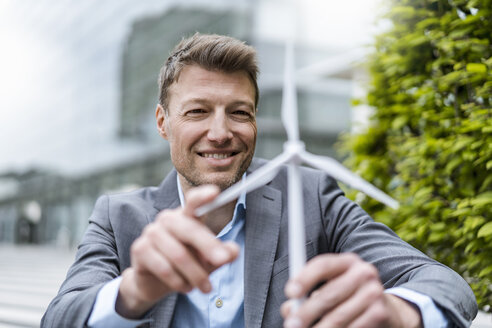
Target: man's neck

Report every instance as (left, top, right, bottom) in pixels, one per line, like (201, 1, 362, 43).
(203, 200, 237, 235)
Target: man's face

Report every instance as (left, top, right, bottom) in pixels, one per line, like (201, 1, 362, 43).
(156, 65, 257, 192)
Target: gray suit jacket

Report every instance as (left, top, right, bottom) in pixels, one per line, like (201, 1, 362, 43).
(42, 158, 477, 328)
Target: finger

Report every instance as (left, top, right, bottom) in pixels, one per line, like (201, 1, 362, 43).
(131, 237, 192, 294)
(190, 241, 240, 276)
(151, 228, 212, 293)
(348, 294, 421, 328)
(294, 261, 380, 327)
(282, 299, 301, 319)
(187, 245, 215, 273)
(222, 241, 240, 262)
(285, 253, 361, 299)
(348, 299, 390, 328)
(183, 185, 220, 218)
(161, 211, 237, 266)
(313, 281, 384, 328)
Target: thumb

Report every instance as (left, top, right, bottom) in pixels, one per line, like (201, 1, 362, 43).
(182, 184, 220, 217)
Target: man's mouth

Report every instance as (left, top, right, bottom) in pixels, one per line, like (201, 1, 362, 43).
(199, 152, 238, 159)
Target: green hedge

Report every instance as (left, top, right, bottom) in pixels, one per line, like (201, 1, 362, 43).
(338, 0, 492, 310)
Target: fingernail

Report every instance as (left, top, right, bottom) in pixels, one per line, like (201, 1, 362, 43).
(284, 316, 302, 328)
(212, 248, 229, 263)
(228, 242, 240, 253)
(200, 280, 212, 293)
(286, 282, 302, 297)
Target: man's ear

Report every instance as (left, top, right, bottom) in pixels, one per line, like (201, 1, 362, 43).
(155, 104, 168, 139)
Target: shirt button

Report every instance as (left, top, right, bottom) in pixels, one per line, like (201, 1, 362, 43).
(215, 297, 223, 308)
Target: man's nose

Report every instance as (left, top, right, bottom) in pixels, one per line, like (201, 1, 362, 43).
(207, 113, 233, 143)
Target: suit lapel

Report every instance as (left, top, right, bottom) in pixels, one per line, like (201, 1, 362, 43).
(153, 169, 181, 214)
(150, 169, 180, 327)
(244, 183, 282, 328)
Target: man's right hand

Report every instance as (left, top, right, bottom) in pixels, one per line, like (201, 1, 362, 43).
(116, 185, 239, 319)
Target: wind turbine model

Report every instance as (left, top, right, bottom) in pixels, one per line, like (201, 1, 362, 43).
(195, 40, 399, 306)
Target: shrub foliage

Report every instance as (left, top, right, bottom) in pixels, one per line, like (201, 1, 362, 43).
(338, 0, 492, 310)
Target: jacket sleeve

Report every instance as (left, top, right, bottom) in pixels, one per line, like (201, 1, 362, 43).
(317, 174, 478, 328)
(41, 195, 122, 328)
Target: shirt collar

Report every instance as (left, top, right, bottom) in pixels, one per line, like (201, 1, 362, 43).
(176, 173, 247, 211)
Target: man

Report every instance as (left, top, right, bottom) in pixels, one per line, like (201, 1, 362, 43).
(42, 33, 477, 328)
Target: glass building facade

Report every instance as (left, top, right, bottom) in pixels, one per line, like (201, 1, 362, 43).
(0, 1, 361, 247)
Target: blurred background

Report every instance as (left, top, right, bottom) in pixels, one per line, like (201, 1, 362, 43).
(0, 0, 490, 327)
(0, 0, 381, 248)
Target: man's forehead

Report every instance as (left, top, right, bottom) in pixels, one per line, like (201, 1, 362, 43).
(168, 65, 256, 103)
(173, 64, 250, 84)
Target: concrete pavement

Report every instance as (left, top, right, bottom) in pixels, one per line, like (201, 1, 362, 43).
(0, 245, 74, 327)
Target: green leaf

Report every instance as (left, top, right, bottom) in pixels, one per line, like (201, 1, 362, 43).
(464, 216, 486, 231)
(451, 137, 472, 152)
(466, 63, 487, 74)
(416, 18, 440, 30)
(392, 116, 407, 130)
(408, 35, 429, 47)
(481, 126, 492, 133)
(466, 0, 481, 9)
(465, 240, 479, 254)
(445, 207, 470, 218)
(470, 192, 492, 207)
(432, 222, 446, 231)
(428, 231, 445, 243)
(414, 186, 433, 200)
(445, 157, 462, 174)
(478, 222, 492, 238)
(479, 265, 492, 278)
(449, 27, 474, 39)
(480, 175, 492, 192)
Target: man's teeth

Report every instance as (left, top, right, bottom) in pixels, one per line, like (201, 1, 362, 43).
(202, 153, 232, 159)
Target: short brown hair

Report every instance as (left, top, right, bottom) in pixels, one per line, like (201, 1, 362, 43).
(158, 33, 259, 111)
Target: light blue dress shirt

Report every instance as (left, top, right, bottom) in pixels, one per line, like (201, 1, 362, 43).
(171, 175, 246, 327)
(87, 173, 450, 328)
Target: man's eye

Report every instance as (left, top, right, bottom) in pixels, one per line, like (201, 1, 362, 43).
(187, 109, 206, 115)
(233, 110, 250, 116)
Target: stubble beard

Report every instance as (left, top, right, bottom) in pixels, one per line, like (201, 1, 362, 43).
(177, 151, 254, 191)
(170, 123, 257, 191)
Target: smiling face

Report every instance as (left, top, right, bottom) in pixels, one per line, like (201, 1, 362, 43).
(156, 65, 257, 193)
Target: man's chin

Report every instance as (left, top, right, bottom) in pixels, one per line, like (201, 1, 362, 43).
(180, 156, 253, 191)
(206, 175, 240, 191)
(189, 172, 241, 191)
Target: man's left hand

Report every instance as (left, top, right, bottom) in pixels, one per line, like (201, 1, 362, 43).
(280, 253, 423, 328)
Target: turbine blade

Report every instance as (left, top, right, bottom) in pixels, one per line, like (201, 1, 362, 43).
(281, 41, 300, 142)
(301, 152, 399, 209)
(195, 152, 292, 217)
